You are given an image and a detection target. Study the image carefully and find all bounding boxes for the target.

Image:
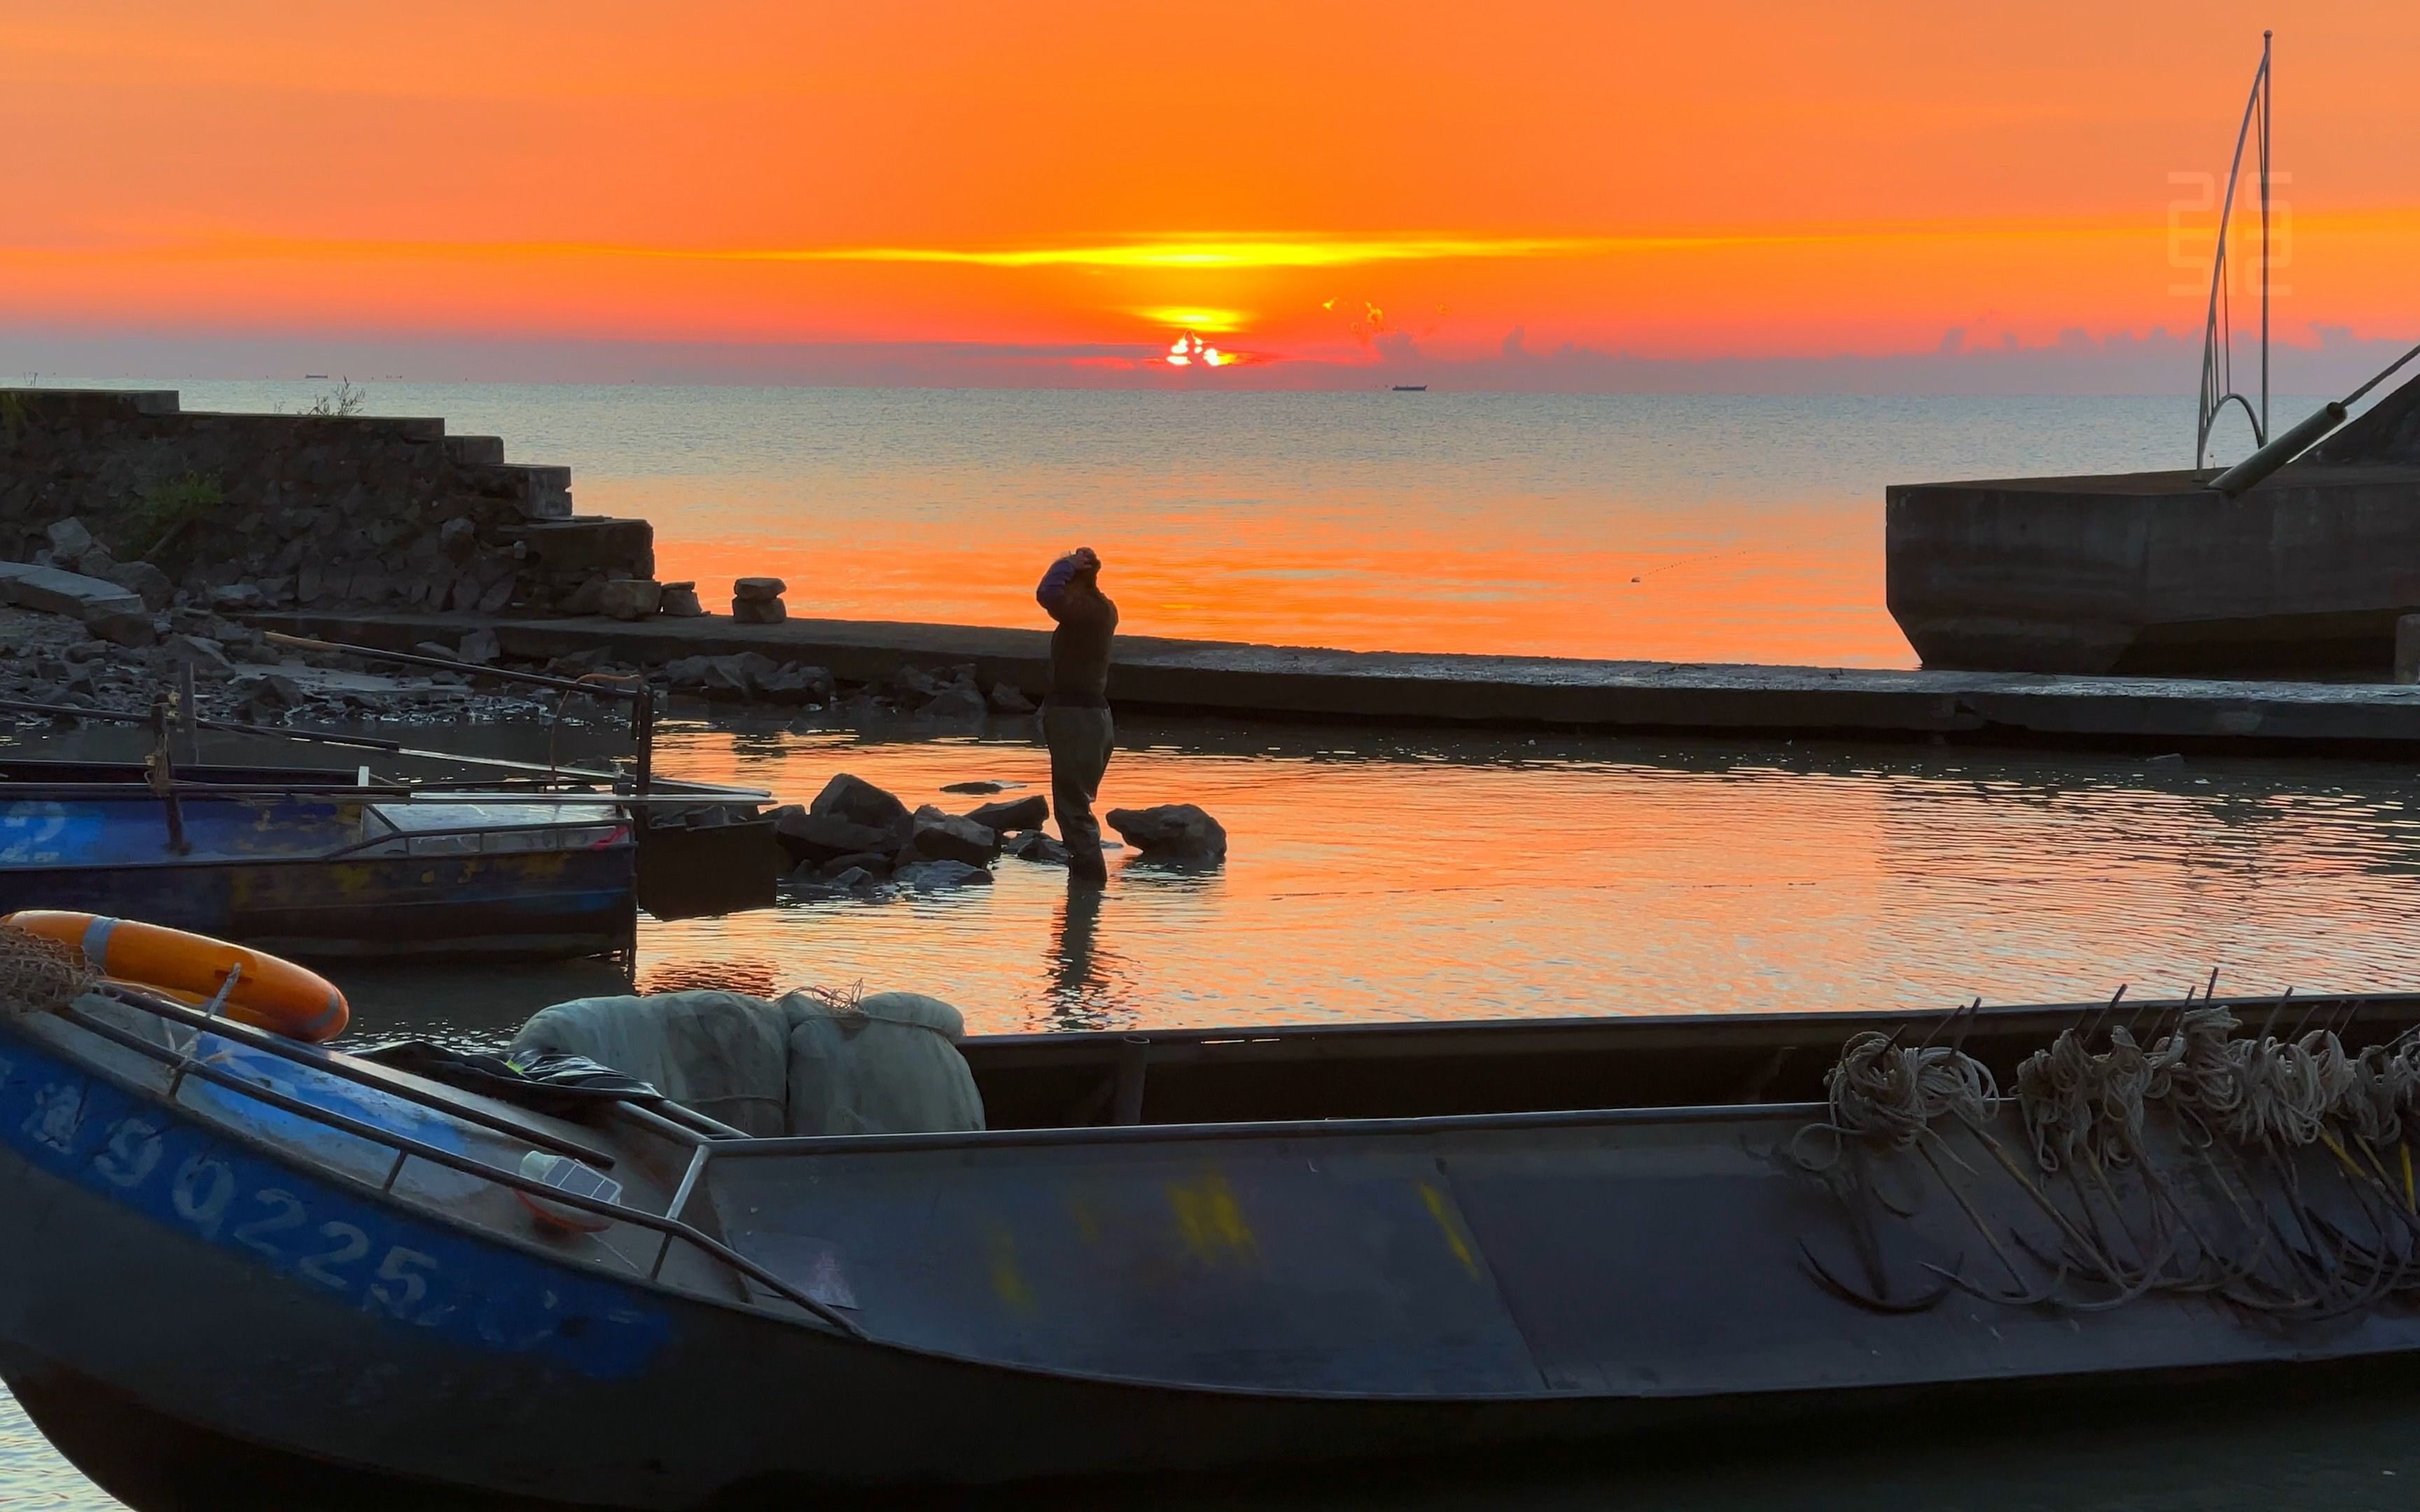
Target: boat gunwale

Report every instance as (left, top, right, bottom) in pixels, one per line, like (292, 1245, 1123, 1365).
(0, 832, 637, 876)
(958, 990, 2420, 1062)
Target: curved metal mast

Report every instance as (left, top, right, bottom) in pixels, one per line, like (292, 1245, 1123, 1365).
(2195, 32, 2272, 470)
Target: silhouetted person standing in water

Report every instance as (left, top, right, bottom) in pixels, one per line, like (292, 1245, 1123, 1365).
(1036, 547, 1118, 884)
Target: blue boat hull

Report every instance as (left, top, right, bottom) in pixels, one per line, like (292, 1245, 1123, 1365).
(0, 790, 634, 959)
(0, 848, 634, 960)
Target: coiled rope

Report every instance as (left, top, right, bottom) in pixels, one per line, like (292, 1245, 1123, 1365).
(1822, 1030, 1999, 1149)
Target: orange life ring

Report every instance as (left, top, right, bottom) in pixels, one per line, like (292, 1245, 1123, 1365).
(2, 911, 349, 1042)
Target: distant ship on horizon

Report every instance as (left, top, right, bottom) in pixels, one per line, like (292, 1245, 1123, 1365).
(1391, 384, 1427, 392)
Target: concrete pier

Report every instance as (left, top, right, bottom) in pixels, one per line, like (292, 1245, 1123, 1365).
(255, 608, 2420, 755)
(1886, 372, 2420, 677)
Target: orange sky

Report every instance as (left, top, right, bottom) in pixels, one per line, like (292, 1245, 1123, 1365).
(3, 1, 2416, 380)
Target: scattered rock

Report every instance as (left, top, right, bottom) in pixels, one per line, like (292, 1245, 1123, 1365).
(1002, 830, 1071, 865)
(1106, 804, 1228, 860)
(438, 517, 478, 556)
(414, 640, 462, 662)
(45, 518, 97, 560)
(562, 578, 606, 616)
(809, 773, 914, 843)
(457, 627, 500, 666)
(815, 851, 893, 881)
(85, 609, 156, 648)
(163, 634, 235, 673)
(941, 780, 1008, 795)
(753, 663, 833, 706)
(105, 561, 175, 612)
(207, 584, 266, 612)
(772, 806, 900, 867)
(987, 682, 1036, 715)
(75, 547, 116, 580)
(658, 581, 704, 617)
(237, 673, 307, 716)
(825, 866, 872, 890)
(967, 794, 1048, 832)
(893, 859, 994, 890)
(906, 806, 999, 867)
(919, 686, 988, 722)
(598, 578, 662, 621)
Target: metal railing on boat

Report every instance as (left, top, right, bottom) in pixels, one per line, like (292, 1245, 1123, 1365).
(53, 985, 863, 1338)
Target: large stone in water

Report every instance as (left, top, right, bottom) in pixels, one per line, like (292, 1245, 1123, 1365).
(809, 772, 912, 841)
(732, 575, 787, 602)
(907, 806, 998, 866)
(1106, 804, 1228, 860)
(966, 794, 1048, 833)
(772, 805, 898, 867)
(894, 859, 993, 890)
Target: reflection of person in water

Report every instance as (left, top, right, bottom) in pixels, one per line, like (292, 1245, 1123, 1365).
(1045, 880, 1113, 1029)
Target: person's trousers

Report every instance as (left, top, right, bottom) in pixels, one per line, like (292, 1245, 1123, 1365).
(1043, 704, 1115, 881)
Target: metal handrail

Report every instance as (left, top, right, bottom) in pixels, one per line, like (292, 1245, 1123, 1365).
(58, 989, 863, 1337)
(315, 819, 631, 862)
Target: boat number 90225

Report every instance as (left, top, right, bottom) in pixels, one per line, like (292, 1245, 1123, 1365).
(3, 1053, 669, 1379)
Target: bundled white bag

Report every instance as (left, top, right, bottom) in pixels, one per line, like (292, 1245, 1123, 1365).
(779, 989, 986, 1136)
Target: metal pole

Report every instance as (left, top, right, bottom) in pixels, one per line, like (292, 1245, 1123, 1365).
(177, 662, 201, 764)
(146, 694, 190, 855)
(634, 682, 655, 798)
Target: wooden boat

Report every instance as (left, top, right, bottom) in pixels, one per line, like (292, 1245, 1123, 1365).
(10, 970, 2420, 1506)
(0, 760, 637, 960)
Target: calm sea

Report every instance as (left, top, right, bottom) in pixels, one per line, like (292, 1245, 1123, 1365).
(65, 382, 2282, 664)
(8, 385, 2407, 1508)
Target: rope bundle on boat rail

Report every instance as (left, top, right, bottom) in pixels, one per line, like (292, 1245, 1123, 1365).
(0, 921, 97, 1017)
(1795, 993, 2420, 1322)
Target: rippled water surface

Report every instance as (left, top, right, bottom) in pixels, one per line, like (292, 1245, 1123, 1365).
(290, 715, 2420, 1052)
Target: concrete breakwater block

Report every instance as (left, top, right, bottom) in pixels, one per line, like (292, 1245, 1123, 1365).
(0, 561, 146, 622)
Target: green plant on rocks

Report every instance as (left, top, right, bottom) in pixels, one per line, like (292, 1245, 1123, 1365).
(293, 379, 366, 418)
(123, 471, 225, 561)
